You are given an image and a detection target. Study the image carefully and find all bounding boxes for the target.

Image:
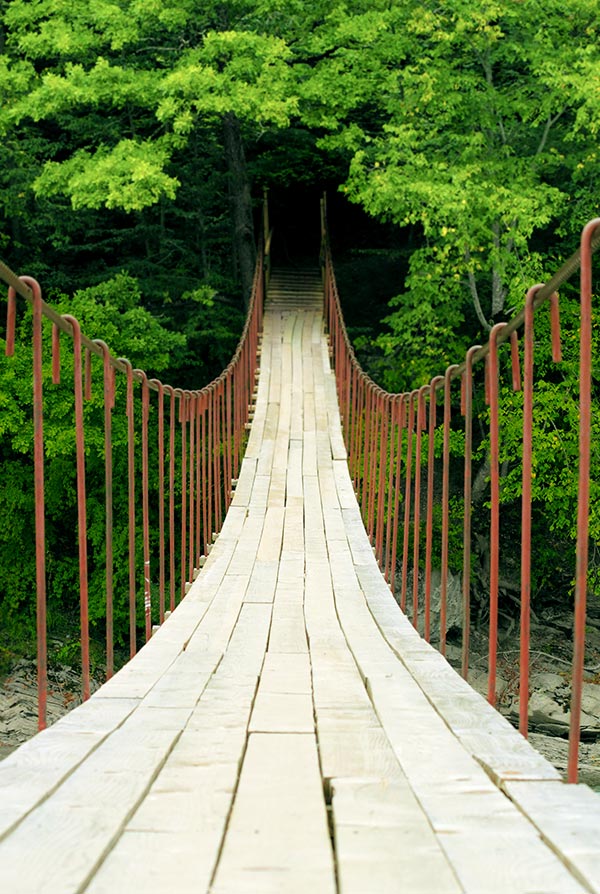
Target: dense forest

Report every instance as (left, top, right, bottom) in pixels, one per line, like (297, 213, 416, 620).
(0, 0, 598, 668)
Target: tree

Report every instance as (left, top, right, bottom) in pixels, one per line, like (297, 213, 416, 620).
(0, 0, 304, 302)
(297, 0, 599, 390)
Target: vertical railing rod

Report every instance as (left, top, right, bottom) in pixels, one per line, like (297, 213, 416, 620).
(424, 377, 443, 642)
(135, 369, 152, 642)
(461, 346, 481, 681)
(119, 358, 137, 657)
(63, 314, 90, 700)
(568, 218, 600, 782)
(486, 324, 507, 706)
(401, 392, 416, 613)
(97, 341, 115, 676)
(150, 379, 166, 626)
(10, 278, 48, 728)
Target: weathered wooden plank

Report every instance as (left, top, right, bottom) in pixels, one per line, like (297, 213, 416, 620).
(259, 652, 312, 695)
(276, 556, 305, 587)
(83, 830, 224, 894)
(289, 315, 305, 442)
(255, 505, 285, 562)
(0, 719, 130, 840)
(249, 691, 314, 733)
(211, 734, 336, 894)
(317, 463, 339, 507)
(267, 466, 286, 506)
(248, 473, 270, 513)
(318, 726, 404, 782)
(218, 603, 272, 678)
(142, 667, 215, 709)
(342, 511, 376, 564)
(302, 428, 318, 476)
(184, 574, 251, 658)
(332, 779, 462, 894)
(285, 438, 304, 500)
(332, 458, 357, 509)
(228, 456, 257, 503)
(86, 630, 263, 894)
(504, 780, 600, 892)
(244, 560, 279, 603)
(268, 603, 308, 653)
(0, 725, 180, 894)
(282, 498, 304, 557)
(323, 506, 347, 543)
(256, 401, 280, 475)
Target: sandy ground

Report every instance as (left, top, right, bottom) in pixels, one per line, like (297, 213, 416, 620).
(0, 659, 101, 761)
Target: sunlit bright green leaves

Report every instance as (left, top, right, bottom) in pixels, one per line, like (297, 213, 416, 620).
(34, 139, 180, 211)
(300, 0, 600, 387)
(158, 32, 297, 132)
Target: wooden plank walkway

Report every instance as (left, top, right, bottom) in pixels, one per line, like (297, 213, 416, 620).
(1, 269, 599, 892)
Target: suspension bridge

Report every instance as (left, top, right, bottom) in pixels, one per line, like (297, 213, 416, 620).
(0, 211, 599, 892)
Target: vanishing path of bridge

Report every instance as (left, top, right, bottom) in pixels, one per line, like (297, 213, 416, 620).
(0, 271, 599, 893)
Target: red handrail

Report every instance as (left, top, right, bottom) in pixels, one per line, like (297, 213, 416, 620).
(1, 246, 264, 731)
(323, 215, 600, 783)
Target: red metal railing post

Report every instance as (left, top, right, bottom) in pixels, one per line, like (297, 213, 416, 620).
(440, 365, 459, 656)
(412, 385, 429, 630)
(401, 391, 416, 613)
(95, 340, 115, 677)
(19, 277, 48, 728)
(134, 369, 152, 642)
(384, 393, 398, 582)
(520, 288, 542, 736)
(354, 376, 365, 495)
(207, 385, 214, 556)
(196, 390, 202, 566)
(424, 377, 444, 642)
(367, 389, 381, 543)
(84, 348, 92, 401)
(375, 391, 389, 568)
(62, 314, 90, 700)
(360, 385, 370, 522)
(165, 385, 176, 613)
(201, 390, 209, 556)
(150, 379, 166, 625)
(213, 383, 220, 535)
(461, 346, 481, 681)
(487, 323, 508, 706)
(177, 389, 188, 600)
(389, 395, 406, 596)
(119, 357, 137, 657)
(188, 392, 196, 585)
(568, 218, 600, 782)
(216, 378, 224, 531)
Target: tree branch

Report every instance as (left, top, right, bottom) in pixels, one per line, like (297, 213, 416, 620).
(491, 221, 506, 318)
(465, 246, 491, 332)
(535, 108, 567, 157)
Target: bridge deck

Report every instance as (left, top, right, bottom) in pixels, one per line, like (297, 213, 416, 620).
(1, 272, 599, 893)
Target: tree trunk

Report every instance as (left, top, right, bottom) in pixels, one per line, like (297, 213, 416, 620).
(223, 113, 255, 307)
(491, 222, 506, 319)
